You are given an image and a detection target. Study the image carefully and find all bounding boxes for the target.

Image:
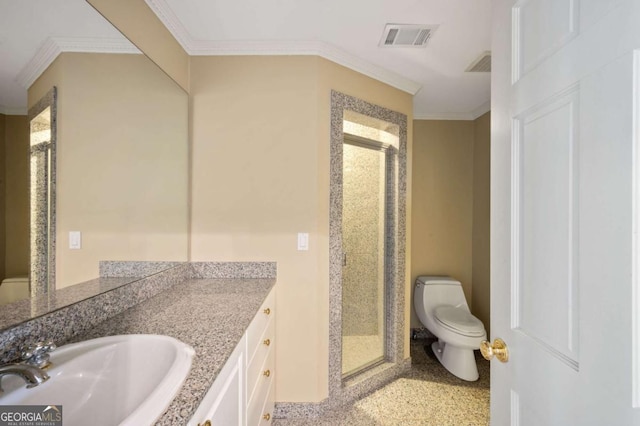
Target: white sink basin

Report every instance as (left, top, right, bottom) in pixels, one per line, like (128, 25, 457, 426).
(0, 334, 195, 426)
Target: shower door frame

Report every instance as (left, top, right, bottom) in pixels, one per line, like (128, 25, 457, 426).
(341, 134, 392, 380)
(329, 90, 408, 405)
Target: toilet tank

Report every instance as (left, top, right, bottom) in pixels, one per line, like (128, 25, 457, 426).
(415, 276, 469, 313)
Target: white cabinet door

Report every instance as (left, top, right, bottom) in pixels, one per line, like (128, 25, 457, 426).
(491, 0, 640, 424)
(188, 341, 245, 426)
(190, 287, 275, 426)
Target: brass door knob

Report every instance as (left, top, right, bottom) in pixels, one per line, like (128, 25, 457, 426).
(263, 369, 271, 377)
(263, 413, 271, 421)
(263, 339, 271, 346)
(264, 308, 271, 315)
(198, 421, 211, 426)
(480, 338, 509, 363)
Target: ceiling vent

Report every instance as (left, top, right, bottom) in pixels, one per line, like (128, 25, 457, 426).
(379, 24, 438, 48)
(466, 51, 491, 72)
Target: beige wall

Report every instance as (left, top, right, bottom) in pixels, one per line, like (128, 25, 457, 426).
(87, 0, 190, 92)
(411, 116, 491, 332)
(3, 115, 29, 279)
(189, 55, 412, 403)
(29, 52, 189, 288)
(472, 112, 491, 336)
(411, 120, 475, 328)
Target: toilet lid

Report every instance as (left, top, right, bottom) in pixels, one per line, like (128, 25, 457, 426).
(434, 306, 485, 337)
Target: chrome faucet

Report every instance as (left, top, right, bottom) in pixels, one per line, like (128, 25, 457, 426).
(0, 340, 55, 393)
(21, 341, 56, 369)
(0, 363, 49, 392)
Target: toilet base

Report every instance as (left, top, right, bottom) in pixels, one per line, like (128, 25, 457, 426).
(431, 340, 479, 381)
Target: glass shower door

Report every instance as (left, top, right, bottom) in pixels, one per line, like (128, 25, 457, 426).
(342, 139, 387, 377)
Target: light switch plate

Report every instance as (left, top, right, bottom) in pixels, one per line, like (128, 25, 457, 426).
(297, 233, 309, 251)
(69, 231, 81, 249)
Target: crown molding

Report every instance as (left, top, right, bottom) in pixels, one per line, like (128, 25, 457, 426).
(16, 37, 140, 90)
(413, 112, 476, 120)
(54, 37, 140, 54)
(0, 105, 28, 115)
(146, 0, 193, 51)
(16, 38, 61, 90)
(470, 100, 491, 119)
(145, 0, 422, 95)
(319, 42, 422, 95)
(190, 40, 422, 95)
(414, 100, 491, 121)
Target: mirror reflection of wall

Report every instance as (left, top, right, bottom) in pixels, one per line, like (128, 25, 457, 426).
(0, 113, 30, 304)
(0, 0, 189, 308)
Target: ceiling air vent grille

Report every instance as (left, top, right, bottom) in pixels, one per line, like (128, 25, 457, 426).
(379, 24, 438, 48)
(466, 51, 491, 72)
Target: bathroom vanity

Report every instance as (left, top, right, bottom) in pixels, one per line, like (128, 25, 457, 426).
(189, 288, 275, 426)
(0, 262, 277, 426)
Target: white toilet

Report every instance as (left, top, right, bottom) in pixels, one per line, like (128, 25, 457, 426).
(414, 276, 486, 381)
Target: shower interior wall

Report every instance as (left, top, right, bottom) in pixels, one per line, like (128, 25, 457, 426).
(342, 143, 386, 337)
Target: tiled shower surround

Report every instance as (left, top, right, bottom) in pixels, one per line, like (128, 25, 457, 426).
(330, 91, 409, 402)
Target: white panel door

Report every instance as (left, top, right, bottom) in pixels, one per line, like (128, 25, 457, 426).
(491, 0, 640, 424)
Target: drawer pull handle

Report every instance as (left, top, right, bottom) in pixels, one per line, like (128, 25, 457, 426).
(198, 421, 211, 426)
(264, 308, 271, 315)
(263, 413, 271, 421)
(263, 339, 271, 346)
(263, 369, 271, 377)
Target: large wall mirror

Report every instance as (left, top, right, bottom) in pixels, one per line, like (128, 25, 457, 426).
(0, 0, 189, 311)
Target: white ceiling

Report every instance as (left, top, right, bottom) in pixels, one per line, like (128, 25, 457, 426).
(0, 0, 133, 114)
(149, 0, 492, 119)
(0, 0, 491, 118)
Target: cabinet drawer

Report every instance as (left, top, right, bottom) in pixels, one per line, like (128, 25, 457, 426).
(247, 315, 274, 394)
(246, 289, 275, 364)
(247, 347, 273, 407)
(246, 347, 274, 426)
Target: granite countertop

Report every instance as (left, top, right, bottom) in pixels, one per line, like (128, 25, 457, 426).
(71, 277, 276, 425)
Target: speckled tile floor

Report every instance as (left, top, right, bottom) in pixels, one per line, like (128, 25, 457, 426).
(274, 338, 490, 426)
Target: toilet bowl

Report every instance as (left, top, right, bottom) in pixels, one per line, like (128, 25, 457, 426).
(414, 276, 486, 381)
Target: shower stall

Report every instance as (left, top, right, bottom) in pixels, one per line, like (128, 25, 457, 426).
(341, 135, 392, 378)
(329, 91, 407, 404)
